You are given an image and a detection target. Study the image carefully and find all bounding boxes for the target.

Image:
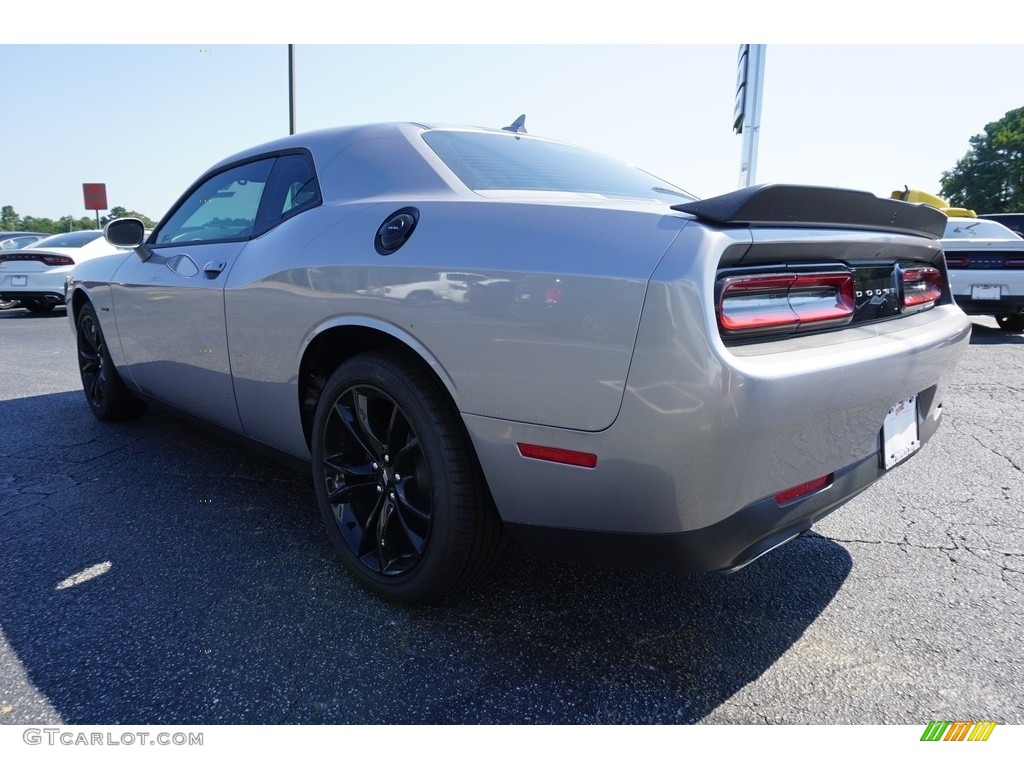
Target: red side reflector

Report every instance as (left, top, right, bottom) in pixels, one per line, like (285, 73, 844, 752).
(517, 443, 597, 469)
(774, 473, 832, 506)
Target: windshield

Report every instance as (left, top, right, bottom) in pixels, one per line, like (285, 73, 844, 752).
(422, 130, 695, 204)
(943, 219, 1022, 240)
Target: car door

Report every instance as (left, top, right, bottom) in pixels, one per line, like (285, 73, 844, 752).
(110, 157, 275, 432)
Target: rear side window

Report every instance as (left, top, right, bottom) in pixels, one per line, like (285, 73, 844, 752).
(254, 152, 321, 233)
(422, 129, 694, 204)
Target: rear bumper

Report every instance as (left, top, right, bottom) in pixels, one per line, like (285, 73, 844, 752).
(0, 290, 67, 304)
(952, 293, 1024, 316)
(0, 268, 69, 304)
(949, 268, 1024, 316)
(505, 416, 937, 573)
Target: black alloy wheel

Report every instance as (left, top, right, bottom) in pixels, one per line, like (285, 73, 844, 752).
(76, 304, 147, 421)
(311, 352, 502, 603)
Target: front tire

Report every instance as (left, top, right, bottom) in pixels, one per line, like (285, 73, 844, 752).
(311, 352, 502, 603)
(995, 314, 1024, 333)
(76, 303, 148, 421)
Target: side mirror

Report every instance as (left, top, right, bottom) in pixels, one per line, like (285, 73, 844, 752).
(104, 218, 151, 261)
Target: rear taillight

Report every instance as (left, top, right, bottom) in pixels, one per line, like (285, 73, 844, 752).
(1006, 256, 1024, 268)
(944, 255, 970, 268)
(42, 255, 75, 267)
(717, 272, 855, 335)
(545, 288, 562, 304)
(901, 266, 942, 308)
(0, 253, 75, 267)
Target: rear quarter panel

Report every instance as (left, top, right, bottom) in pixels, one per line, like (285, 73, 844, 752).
(223, 198, 688, 457)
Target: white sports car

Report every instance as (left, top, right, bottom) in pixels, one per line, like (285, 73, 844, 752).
(0, 230, 128, 313)
(942, 217, 1024, 332)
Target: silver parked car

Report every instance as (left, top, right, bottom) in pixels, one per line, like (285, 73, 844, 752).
(65, 122, 971, 602)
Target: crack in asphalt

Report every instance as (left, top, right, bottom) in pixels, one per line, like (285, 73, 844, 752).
(968, 434, 1023, 472)
(824, 533, 1022, 591)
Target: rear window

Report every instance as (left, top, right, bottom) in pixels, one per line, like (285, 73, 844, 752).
(31, 231, 104, 248)
(943, 220, 1022, 240)
(422, 130, 694, 204)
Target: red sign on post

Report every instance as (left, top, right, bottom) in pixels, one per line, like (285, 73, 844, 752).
(83, 183, 107, 211)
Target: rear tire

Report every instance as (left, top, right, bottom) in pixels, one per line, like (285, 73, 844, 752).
(995, 314, 1024, 333)
(22, 299, 57, 313)
(311, 351, 502, 603)
(76, 303, 148, 421)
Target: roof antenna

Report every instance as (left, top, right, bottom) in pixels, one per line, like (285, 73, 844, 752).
(502, 114, 527, 134)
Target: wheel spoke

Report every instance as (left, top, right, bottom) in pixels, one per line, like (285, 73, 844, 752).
(327, 478, 377, 505)
(393, 435, 419, 467)
(90, 373, 103, 403)
(337, 490, 386, 562)
(384, 399, 404, 448)
(395, 479, 430, 522)
(375, 499, 396, 569)
(333, 398, 377, 461)
(393, 500, 427, 555)
(79, 349, 100, 371)
(322, 453, 375, 478)
(353, 388, 388, 456)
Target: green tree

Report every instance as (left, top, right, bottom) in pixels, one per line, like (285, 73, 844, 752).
(1, 205, 19, 230)
(940, 107, 1024, 213)
(2, 206, 155, 234)
(19, 216, 58, 234)
(101, 206, 156, 228)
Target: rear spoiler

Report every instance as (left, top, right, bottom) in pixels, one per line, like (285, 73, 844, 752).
(672, 184, 947, 239)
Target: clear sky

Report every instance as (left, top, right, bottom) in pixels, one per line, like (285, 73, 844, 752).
(3, 7, 1023, 222)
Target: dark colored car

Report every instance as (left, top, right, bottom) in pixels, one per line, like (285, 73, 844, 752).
(979, 213, 1024, 237)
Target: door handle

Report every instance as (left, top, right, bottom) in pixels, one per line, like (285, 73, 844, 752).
(203, 261, 226, 277)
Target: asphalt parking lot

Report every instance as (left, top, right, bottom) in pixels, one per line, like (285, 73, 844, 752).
(0, 304, 1021, 725)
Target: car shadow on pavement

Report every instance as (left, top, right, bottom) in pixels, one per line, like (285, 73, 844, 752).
(0, 391, 851, 725)
(968, 321, 1024, 345)
(0, 308, 68, 321)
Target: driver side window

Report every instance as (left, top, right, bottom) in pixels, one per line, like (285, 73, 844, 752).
(155, 158, 275, 245)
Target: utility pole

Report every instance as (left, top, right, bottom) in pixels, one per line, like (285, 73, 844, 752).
(734, 44, 766, 188)
(288, 44, 296, 135)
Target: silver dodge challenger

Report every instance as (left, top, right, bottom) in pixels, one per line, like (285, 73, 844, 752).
(65, 121, 971, 602)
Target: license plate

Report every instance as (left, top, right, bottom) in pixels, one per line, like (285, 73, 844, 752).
(971, 284, 1001, 300)
(882, 396, 920, 469)
(11, 275, 27, 287)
